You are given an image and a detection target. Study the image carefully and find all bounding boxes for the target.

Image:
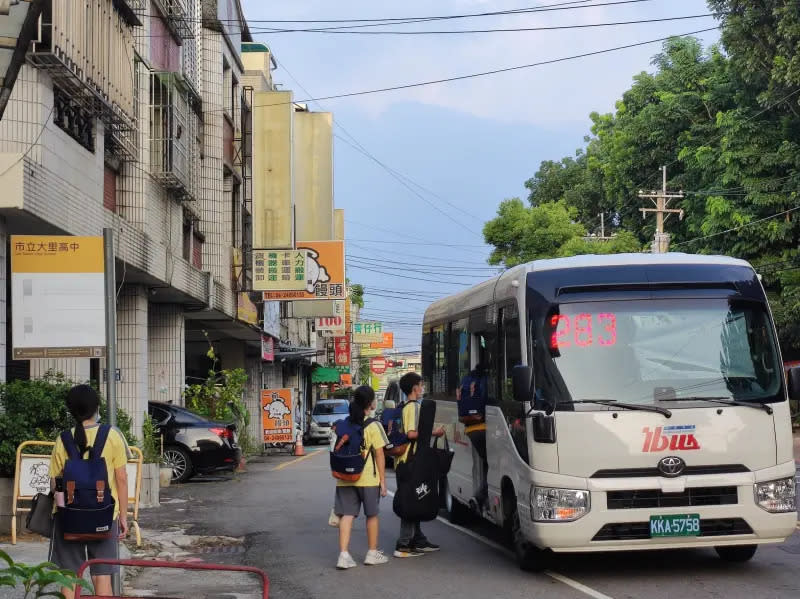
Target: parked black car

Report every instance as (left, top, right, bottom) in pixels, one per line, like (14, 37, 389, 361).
(148, 401, 241, 483)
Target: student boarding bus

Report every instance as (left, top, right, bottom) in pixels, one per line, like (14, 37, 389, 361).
(422, 253, 798, 571)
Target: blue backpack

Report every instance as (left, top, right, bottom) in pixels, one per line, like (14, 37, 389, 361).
(380, 403, 410, 457)
(458, 375, 486, 424)
(330, 419, 376, 482)
(59, 425, 116, 541)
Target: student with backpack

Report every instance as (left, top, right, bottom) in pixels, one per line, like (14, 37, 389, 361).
(456, 363, 489, 512)
(48, 385, 130, 599)
(330, 385, 390, 570)
(394, 372, 444, 558)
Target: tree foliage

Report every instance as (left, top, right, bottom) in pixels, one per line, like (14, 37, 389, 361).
(484, 11, 800, 353)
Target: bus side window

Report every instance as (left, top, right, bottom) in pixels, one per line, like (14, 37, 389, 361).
(500, 304, 529, 464)
(448, 317, 470, 395)
(501, 305, 522, 402)
(469, 308, 499, 404)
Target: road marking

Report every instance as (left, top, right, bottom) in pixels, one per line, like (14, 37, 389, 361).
(271, 449, 324, 471)
(385, 490, 614, 599)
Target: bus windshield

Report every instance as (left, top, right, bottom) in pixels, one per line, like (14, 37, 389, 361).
(534, 298, 782, 407)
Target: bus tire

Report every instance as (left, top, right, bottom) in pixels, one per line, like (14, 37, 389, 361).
(444, 480, 472, 525)
(715, 545, 758, 562)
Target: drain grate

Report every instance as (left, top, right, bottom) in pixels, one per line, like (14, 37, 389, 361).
(196, 545, 246, 555)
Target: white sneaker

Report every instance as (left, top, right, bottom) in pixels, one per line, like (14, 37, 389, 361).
(336, 552, 357, 570)
(364, 550, 389, 566)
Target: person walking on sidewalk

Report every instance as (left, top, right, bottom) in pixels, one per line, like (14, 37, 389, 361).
(48, 385, 129, 599)
(394, 372, 445, 558)
(334, 385, 390, 570)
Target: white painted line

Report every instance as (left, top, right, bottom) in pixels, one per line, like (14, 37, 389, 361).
(544, 571, 615, 599)
(386, 489, 614, 599)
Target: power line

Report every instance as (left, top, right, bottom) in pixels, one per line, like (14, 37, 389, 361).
(671, 205, 800, 248)
(271, 57, 485, 239)
(630, 87, 800, 194)
(349, 257, 493, 279)
(259, 13, 719, 35)
(349, 238, 488, 247)
(335, 134, 482, 236)
(347, 253, 499, 271)
(139, 1, 655, 26)
(349, 263, 476, 285)
(349, 242, 490, 265)
(244, 26, 719, 109)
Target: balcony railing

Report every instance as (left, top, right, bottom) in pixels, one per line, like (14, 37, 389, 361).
(149, 71, 198, 200)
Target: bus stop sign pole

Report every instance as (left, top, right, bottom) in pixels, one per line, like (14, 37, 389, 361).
(103, 228, 118, 428)
(103, 228, 120, 596)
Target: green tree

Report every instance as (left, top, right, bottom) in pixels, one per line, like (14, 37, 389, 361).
(483, 200, 585, 267)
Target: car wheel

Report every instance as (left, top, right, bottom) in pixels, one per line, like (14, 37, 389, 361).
(162, 446, 193, 483)
(443, 480, 472, 525)
(508, 503, 550, 572)
(715, 545, 758, 562)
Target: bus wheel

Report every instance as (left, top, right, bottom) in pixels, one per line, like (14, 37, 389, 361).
(715, 545, 758, 562)
(509, 506, 549, 572)
(444, 480, 472, 525)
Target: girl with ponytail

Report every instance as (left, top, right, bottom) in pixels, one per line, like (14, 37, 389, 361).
(333, 386, 390, 570)
(49, 385, 130, 598)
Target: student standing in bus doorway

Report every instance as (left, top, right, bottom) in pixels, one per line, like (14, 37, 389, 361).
(394, 372, 445, 558)
(456, 363, 489, 513)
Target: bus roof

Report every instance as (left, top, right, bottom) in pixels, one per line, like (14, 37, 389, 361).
(423, 253, 753, 325)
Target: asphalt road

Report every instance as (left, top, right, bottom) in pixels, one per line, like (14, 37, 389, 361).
(132, 448, 800, 599)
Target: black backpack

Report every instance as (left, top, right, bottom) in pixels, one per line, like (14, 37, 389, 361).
(392, 400, 442, 522)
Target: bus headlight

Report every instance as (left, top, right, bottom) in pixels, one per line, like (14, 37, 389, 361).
(530, 486, 590, 522)
(754, 477, 797, 513)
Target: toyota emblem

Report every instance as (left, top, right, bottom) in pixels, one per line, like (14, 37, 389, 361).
(657, 456, 685, 477)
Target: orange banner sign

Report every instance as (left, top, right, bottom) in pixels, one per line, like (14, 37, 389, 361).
(261, 388, 294, 443)
(370, 332, 394, 349)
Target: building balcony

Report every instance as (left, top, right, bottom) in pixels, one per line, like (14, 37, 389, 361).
(149, 71, 199, 200)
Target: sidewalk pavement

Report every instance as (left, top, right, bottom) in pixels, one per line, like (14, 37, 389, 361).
(0, 533, 131, 599)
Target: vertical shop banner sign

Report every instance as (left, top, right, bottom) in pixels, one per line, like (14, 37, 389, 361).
(334, 336, 350, 366)
(237, 293, 259, 325)
(261, 389, 294, 443)
(11, 236, 106, 359)
(261, 335, 275, 362)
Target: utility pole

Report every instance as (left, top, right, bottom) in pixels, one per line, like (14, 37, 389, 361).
(638, 165, 684, 253)
(583, 213, 614, 242)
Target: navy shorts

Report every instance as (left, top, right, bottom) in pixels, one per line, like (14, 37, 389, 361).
(49, 515, 120, 576)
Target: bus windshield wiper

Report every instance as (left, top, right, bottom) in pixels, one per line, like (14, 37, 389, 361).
(659, 396, 773, 415)
(559, 400, 672, 418)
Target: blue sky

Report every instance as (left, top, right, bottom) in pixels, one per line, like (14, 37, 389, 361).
(241, 0, 720, 352)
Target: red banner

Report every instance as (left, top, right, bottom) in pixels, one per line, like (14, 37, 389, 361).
(334, 336, 350, 366)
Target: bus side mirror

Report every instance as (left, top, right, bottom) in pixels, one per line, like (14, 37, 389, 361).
(512, 365, 532, 403)
(788, 367, 800, 401)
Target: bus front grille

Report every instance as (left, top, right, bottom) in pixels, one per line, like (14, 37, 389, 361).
(606, 486, 739, 510)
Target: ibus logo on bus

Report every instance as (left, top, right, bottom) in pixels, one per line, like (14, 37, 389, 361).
(642, 425, 700, 453)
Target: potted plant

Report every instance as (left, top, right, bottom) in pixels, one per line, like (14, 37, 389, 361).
(141, 414, 171, 491)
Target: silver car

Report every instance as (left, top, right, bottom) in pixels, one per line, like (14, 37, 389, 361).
(307, 399, 349, 444)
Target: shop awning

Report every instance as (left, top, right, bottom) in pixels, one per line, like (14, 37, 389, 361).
(312, 367, 341, 384)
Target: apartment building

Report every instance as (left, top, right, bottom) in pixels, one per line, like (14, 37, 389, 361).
(0, 0, 266, 437)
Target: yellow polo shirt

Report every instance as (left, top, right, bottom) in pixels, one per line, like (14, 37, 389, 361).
(395, 400, 421, 466)
(49, 425, 129, 519)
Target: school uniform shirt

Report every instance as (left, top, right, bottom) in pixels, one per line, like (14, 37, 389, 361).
(336, 420, 389, 488)
(395, 400, 421, 466)
(49, 425, 129, 519)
